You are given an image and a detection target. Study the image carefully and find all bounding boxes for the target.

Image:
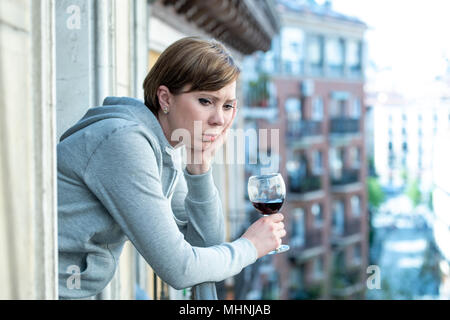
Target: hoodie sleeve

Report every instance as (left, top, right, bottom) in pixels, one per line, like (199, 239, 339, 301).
(170, 165, 226, 300)
(83, 126, 257, 290)
(171, 167, 226, 247)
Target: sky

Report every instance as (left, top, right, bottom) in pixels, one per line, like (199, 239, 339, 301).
(326, 0, 450, 98)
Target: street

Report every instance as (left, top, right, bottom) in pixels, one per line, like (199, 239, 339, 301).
(367, 195, 442, 299)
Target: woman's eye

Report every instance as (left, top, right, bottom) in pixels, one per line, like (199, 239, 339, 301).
(224, 104, 235, 110)
(199, 98, 211, 106)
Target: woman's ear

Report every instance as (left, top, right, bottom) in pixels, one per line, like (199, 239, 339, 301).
(156, 85, 172, 113)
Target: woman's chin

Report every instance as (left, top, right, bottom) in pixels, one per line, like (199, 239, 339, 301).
(187, 141, 211, 151)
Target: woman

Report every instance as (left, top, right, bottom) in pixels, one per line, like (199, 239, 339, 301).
(58, 37, 286, 300)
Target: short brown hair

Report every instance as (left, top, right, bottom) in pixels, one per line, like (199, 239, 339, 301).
(143, 37, 240, 116)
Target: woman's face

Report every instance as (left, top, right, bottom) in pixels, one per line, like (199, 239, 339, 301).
(159, 81, 237, 151)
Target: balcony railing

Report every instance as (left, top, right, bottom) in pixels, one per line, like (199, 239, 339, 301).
(330, 118, 360, 134)
(345, 218, 361, 236)
(331, 169, 359, 186)
(289, 175, 322, 194)
(286, 120, 322, 140)
(291, 229, 323, 254)
(331, 267, 364, 298)
(244, 73, 274, 108)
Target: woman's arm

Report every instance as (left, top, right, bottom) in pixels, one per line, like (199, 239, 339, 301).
(170, 167, 225, 247)
(83, 126, 257, 290)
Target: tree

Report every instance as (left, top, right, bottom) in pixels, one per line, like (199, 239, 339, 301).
(406, 178, 421, 208)
(367, 177, 385, 210)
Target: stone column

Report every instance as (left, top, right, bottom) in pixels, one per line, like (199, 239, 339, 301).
(0, 0, 58, 299)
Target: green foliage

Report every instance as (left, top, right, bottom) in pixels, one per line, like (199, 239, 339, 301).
(367, 177, 385, 210)
(248, 73, 270, 106)
(427, 191, 434, 211)
(406, 178, 421, 208)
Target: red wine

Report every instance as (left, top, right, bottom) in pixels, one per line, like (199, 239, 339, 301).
(252, 199, 284, 215)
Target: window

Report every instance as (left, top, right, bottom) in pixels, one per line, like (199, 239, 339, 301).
(402, 142, 408, 152)
(332, 200, 345, 236)
(353, 243, 362, 264)
(312, 150, 323, 175)
(312, 96, 324, 120)
(261, 50, 276, 74)
(351, 98, 362, 118)
(326, 38, 345, 75)
(285, 98, 302, 137)
(291, 208, 305, 248)
(351, 195, 361, 217)
(308, 35, 323, 74)
(289, 267, 304, 291)
(313, 256, 324, 279)
(329, 99, 338, 117)
(402, 113, 407, 122)
(281, 27, 304, 75)
(346, 39, 361, 75)
(329, 99, 346, 117)
(311, 203, 323, 227)
(349, 147, 361, 168)
(329, 147, 343, 179)
(287, 153, 307, 192)
(338, 100, 347, 116)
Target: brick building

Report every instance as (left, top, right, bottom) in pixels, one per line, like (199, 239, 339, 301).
(241, 0, 369, 299)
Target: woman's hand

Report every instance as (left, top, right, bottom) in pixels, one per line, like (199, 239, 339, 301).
(241, 213, 286, 258)
(185, 107, 237, 175)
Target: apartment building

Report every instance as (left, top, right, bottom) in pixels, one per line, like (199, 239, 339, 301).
(241, 0, 369, 299)
(372, 93, 450, 193)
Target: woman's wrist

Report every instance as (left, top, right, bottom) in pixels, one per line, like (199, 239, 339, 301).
(183, 166, 216, 202)
(185, 163, 210, 175)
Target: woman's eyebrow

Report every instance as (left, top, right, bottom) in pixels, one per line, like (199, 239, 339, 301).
(199, 92, 236, 103)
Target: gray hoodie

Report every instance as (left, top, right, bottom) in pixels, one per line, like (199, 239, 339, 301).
(57, 96, 257, 299)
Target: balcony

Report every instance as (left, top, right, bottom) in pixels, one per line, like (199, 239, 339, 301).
(331, 169, 359, 187)
(345, 218, 361, 236)
(286, 120, 323, 142)
(289, 175, 322, 194)
(244, 73, 273, 108)
(289, 229, 324, 265)
(331, 218, 363, 248)
(331, 267, 365, 298)
(329, 118, 360, 135)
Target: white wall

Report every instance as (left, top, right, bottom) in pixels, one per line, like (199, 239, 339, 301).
(0, 0, 57, 299)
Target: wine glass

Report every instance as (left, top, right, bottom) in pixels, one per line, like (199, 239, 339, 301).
(247, 173, 289, 255)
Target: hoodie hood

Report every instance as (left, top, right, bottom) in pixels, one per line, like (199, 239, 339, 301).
(59, 96, 176, 154)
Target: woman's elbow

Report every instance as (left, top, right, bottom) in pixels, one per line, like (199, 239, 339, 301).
(163, 273, 195, 290)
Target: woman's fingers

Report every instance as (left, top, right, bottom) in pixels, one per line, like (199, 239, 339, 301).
(208, 107, 237, 148)
(270, 213, 284, 222)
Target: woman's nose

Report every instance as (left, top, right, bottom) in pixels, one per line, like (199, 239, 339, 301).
(209, 109, 225, 127)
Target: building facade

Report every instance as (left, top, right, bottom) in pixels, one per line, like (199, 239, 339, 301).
(372, 93, 450, 194)
(240, 0, 369, 299)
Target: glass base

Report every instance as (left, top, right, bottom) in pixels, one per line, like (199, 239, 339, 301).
(267, 244, 290, 255)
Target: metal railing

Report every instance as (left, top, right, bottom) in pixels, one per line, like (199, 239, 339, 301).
(331, 169, 359, 186)
(286, 120, 323, 140)
(345, 218, 361, 236)
(289, 175, 322, 194)
(290, 229, 323, 252)
(329, 118, 360, 134)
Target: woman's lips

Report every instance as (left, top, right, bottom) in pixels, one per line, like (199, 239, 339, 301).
(203, 134, 217, 142)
